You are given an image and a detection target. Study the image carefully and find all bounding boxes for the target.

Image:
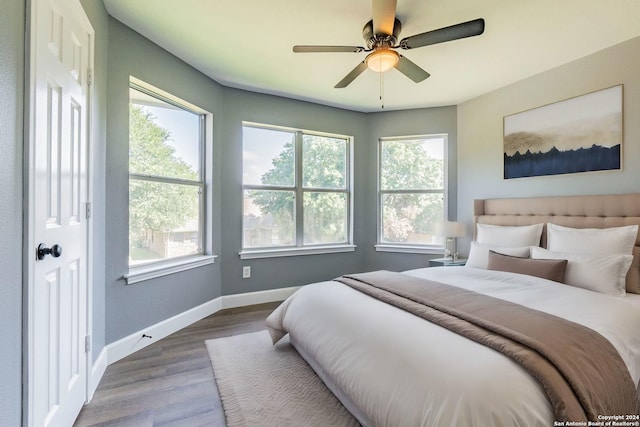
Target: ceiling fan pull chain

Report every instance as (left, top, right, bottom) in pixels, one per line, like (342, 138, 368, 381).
(380, 69, 385, 109)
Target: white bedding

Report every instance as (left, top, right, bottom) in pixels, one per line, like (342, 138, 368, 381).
(266, 267, 640, 427)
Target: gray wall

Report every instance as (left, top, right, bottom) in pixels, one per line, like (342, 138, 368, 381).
(457, 36, 640, 254)
(0, 2, 109, 424)
(219, 88, 368, 296)
(80, 0, 109, 364)
(0, 0, 24, 424)
(363, 106, 458, 272)
(5, 3, 639, 425)
(103, 17, 462, 341)
(104, 19, 372, 340)
(105, 19, 225, 343)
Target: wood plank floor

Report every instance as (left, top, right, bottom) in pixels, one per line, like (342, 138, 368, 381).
(74, 302, 281, 427)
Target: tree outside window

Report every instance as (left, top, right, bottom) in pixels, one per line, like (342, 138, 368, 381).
(128, 85, 204, 266)
(242, 124, 351, 250)
(379, 136, 447, 247)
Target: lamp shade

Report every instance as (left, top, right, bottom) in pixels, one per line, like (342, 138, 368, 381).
(365, 49, 399, 73)
(435, 221, 466, 238)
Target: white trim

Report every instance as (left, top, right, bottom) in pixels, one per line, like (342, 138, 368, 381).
(375, 244, 443, 255)
(88, 348, 107, 402)
(242, 121, 349, 140)
(25, 1, 95, 425)
(241, 122, 354, 254)
(376, 134, 449, 249)
(124, 255, 217, 285)
(106, 297, 222, 365)
(221, 286, 300, 309)
(239, 245, 356, 259)
(103, 285, 299, 366)
(127, 78, 213, 286)
(130, 76, 206, 114)
(84, 23, 96, 411)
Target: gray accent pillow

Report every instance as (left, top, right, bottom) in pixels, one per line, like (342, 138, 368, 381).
(487, 250, 568, 283)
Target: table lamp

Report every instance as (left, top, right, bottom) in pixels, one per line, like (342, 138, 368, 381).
(435, 221, 466, 261)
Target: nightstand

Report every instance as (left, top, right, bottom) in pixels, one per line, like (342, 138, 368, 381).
(429, 257, 467, 267)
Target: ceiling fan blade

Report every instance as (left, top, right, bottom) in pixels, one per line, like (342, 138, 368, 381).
(394, 55, 430, 83)
(372, 0, 397, 36)
(335, 61, 368, 88)
(293, 45, 365, 53)
(399, 18, 485, 49)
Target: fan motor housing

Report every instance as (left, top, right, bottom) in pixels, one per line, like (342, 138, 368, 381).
(362, 18, 402, 50)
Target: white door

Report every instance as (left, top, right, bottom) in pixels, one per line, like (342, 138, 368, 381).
(27, 0, 93, 425)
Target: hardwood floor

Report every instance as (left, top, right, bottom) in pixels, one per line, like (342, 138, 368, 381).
(74, 302, 281, 427)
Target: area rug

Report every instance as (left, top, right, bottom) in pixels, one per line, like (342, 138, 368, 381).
(205, 330, 360, 427)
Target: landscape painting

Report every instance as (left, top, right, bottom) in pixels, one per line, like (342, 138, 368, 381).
(503, 85, 622, 179)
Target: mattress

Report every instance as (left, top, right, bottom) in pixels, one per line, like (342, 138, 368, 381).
(266, 267, 640, 427)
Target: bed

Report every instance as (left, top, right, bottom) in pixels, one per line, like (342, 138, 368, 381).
(266, 194, 640, 426)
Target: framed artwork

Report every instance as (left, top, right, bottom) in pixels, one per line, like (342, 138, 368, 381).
(503, 85, 622, 179)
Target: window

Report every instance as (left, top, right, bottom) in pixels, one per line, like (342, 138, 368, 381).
(128, 82, 206, 268)
(377, 135, 447, 252)
(241, 123, 353, 258)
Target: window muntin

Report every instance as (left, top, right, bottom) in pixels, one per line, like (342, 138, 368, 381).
(379, 135, 447, 247)
(242, 124, 351, 251)
(128, 85, 205, 266)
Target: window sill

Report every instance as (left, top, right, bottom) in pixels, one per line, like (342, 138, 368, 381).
(239, 245, 356, 259)
(124, 255, 217, 285)
(375, 244, 443, 255)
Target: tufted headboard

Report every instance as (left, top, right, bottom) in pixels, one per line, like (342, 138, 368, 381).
(473, 194, 640, 294)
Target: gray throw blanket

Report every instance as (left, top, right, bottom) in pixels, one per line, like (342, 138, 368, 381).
(335, 270, 639, 422)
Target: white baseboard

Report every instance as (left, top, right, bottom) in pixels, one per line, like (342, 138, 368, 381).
(86, 286, 300, 404)
(104, 285, 300, 367)
(88, 348, 107, 401)
(221, 286, 300, 309)
(105, 297, 222, 365)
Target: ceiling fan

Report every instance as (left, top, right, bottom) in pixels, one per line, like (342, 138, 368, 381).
(293, 0, 485, 88)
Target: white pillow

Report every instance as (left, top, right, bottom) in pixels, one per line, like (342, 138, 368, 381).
(466, 242, 531, 269)
(531, 247, 632, 296)
(547, 223, 638, 255)
(476, 223, 544, 247)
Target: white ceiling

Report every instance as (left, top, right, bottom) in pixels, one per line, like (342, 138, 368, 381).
(103, 0, 640, 112)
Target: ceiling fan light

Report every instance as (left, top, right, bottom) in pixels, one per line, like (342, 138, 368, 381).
(366, 49, 399, 73)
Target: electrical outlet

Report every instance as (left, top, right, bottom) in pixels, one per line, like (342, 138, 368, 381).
(242, 266, 251, 279)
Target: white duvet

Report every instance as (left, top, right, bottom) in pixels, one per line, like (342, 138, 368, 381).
(266, 267, 640, 427)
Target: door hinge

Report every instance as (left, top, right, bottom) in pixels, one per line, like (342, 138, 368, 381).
(85, 202, 92, 219)
(85, 335, 91, 353)
(87, 68, 93, 87)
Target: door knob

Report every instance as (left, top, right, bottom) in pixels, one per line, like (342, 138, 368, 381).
(37, 243, 63, 261)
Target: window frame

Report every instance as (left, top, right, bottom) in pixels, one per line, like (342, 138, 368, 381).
(124, 78, 215, 284)
(240, 122, 355, 259)
(375, 134, 449, 254)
